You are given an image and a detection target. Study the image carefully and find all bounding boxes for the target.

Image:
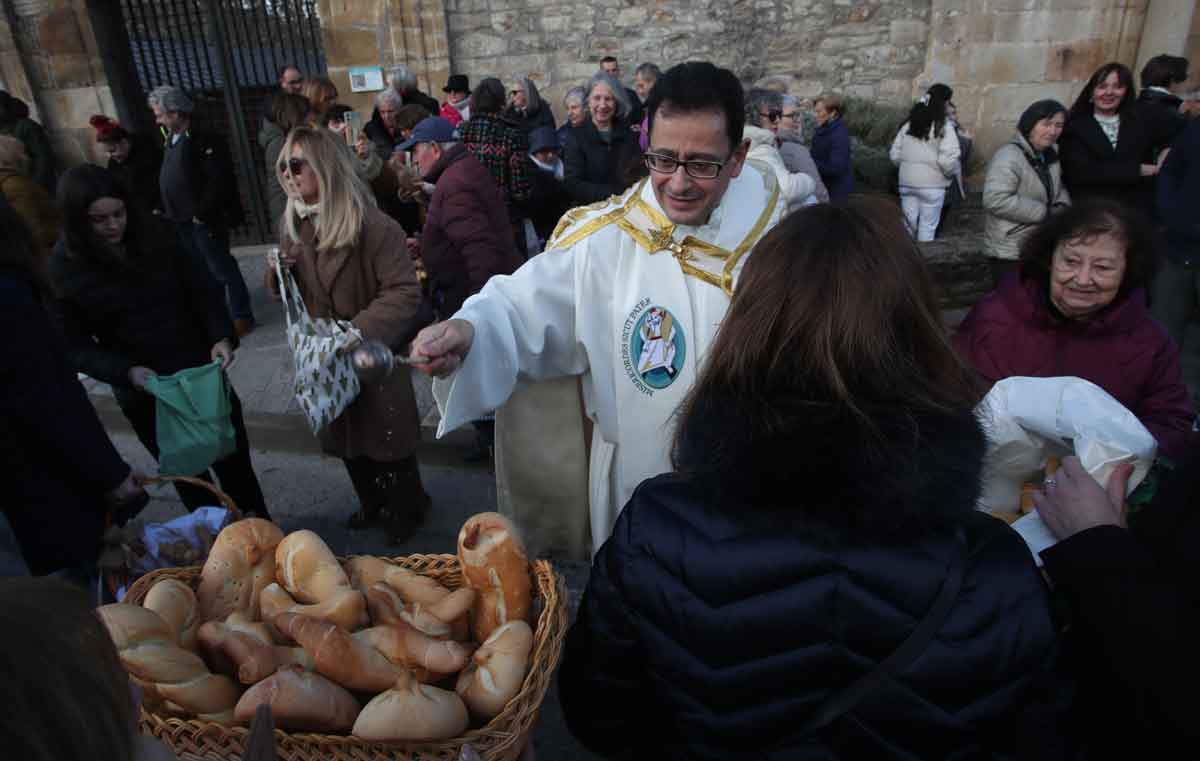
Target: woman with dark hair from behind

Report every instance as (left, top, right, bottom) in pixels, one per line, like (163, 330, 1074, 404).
(460, 77, 533, 209)
(1059, 63, 1160, 214)
(559, 197, 1066, 759)
(954, 201, 1194, 458)
(49, 164, 270, 518)
(981, 99, 1071, 284)
(890, 85, 961, 241)
(0, 577, 178, 760)
(0, 198, 146, 579)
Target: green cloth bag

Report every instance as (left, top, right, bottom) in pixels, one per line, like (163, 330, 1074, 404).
(144, 361, 236, 476)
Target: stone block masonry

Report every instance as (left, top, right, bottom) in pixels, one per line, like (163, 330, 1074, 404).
(444, 0, 934, 122)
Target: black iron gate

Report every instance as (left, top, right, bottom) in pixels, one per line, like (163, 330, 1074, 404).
(119, 0, 325, 243)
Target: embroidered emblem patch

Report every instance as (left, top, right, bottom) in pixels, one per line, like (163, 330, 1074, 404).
(621, 299, 686, 395)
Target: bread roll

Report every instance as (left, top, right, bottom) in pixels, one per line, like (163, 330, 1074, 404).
(1020, 483, 1036, 514)
(275, 530, 352, 604)
(260, 582, 367, 634)
(456, 621, 534, 719)
(223, 610, 274, 646)
(197, 519, 284, 622)
(365, 583, 475, 639)
(275, 612, 404, 693)
(197, 619, 313, 685)
(233, 666, 360, 732)
(353, 623, 473, 683)
(352, 671, 468, 741)
(98, 603, 241, 722)
(457, 512, 532, 642)
(346, 556, 453, 606)
(143, 578, 200, 651)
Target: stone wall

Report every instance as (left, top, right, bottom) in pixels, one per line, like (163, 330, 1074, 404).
(445, 0, 932, 125)
(318, 0, 451, 118)
(919, 0, 1149, 181)
(0, 0, 115, 166)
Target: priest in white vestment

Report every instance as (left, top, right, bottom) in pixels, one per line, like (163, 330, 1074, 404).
(410, 62, 785, 553)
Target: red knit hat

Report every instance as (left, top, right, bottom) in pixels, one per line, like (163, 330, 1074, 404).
(89, 114, 129, 143)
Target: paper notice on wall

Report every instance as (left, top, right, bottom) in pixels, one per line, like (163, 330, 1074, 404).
(349, 67, 384, 93)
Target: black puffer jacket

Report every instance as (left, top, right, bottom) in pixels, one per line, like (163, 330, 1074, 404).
(562, 119, 640, 204)
(48, 219, 234, 389)
(559, 401, 1067, 760)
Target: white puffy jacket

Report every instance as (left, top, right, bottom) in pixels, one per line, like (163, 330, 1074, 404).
(889, 121, 961, 189)
(745, 124, 816, 211)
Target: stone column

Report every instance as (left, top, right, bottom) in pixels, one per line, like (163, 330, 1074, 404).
(1136, 0, 1197, 74)
(0, 0, 116, 167)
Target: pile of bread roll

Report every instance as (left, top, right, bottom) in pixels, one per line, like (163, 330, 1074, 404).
(96, 512, 535, 742)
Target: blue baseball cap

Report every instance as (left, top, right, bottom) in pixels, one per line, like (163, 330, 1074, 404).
(396, 116, 458, 151)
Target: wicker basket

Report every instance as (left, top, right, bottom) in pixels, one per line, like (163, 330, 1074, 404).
(124, 554, 568, 761)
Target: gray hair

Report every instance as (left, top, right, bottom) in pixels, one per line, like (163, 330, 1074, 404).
(745, 88, 782, 127)
(563, 86, 586, 108)
(585, 73, 631, 123)
(147, 85, 193, 114)
(386, 64, 418, 93)
(634, 63, 662, 81)
(375, 89, 403, 109)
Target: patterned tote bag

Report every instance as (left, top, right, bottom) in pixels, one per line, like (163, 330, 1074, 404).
(275, 258, 362, 434)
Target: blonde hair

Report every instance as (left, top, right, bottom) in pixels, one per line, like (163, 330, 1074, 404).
(279, 126, 375, 253)
(0, 135, 29, 174)
(301, 76, 338, 121)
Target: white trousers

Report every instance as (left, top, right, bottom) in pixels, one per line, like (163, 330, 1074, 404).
(899, 186, 946, 242)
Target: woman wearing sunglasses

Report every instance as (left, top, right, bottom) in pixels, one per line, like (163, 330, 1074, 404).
(269, 127, 428, 543)
(743, 88, 816, 211)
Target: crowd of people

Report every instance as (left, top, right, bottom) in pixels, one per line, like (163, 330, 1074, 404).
(0, 45, 1198, 759)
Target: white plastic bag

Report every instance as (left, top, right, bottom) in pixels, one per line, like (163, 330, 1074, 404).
(116, 506, 234, 600)
(976, 376, 1157, 562)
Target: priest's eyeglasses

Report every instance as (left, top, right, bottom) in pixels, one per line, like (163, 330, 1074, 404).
(644, 152, 726, 180)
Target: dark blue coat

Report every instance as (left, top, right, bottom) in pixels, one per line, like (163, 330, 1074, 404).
(811, 117, 854, 201)
(1156, 119, 1200, 267)
(559, 402, 1067, 759)
(1, 268, 129, 575)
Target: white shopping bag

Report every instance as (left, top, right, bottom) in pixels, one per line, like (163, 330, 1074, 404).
(976, 376, 1157, 562)
(116, 506, 234, 600)
(275, 257, 362, 434)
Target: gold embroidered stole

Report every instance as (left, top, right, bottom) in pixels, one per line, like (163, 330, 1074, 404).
(547, 176, 781, 296)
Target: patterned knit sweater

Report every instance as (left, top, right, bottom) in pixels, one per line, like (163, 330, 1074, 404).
(459, 114, 532, 208)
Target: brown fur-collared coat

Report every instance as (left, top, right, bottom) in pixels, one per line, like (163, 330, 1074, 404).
(271, 206, 423, 462)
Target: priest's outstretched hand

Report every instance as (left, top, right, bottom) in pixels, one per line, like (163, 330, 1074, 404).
(410, 319, 475, 377)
